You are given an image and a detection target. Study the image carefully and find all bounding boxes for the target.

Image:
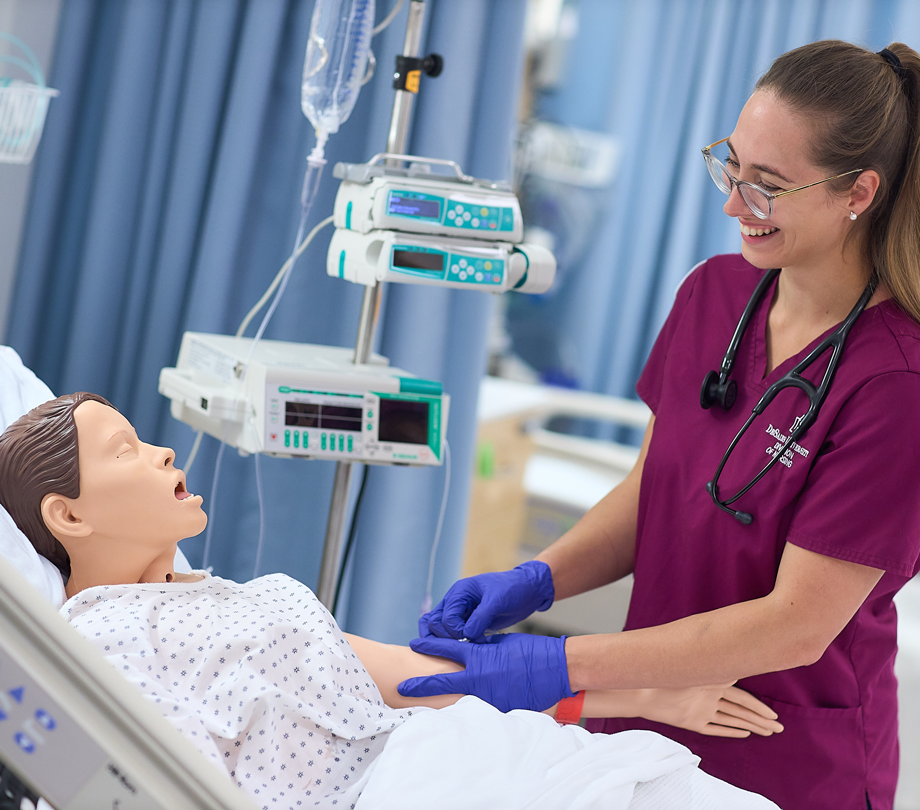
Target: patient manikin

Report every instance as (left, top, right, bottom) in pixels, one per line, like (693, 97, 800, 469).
(0, 394, 782, 810)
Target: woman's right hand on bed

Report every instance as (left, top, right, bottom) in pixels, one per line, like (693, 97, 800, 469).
(419, 560, 555, 642)
(637, 683, 784, 738)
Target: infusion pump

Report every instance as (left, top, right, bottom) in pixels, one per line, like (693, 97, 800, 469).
(159, 332, 448, 467)
(332, 158, 524, 242)
(327, 154, 556, 294)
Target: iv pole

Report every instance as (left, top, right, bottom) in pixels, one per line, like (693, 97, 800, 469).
(316, 0, 429, 609)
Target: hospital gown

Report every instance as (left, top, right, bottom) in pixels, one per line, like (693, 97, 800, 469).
(62, 573, 413, 809)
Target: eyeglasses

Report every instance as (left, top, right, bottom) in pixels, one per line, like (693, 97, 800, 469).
(701, 137, 862, 220)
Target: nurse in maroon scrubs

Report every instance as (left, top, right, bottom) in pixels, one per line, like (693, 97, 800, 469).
(399, 40, 920, 810)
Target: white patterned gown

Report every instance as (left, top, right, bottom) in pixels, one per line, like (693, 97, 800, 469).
(62, 573, 413, 809)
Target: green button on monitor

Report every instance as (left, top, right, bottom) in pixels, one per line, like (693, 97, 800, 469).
(284, 430, 290, 448)
(293, 431, 300, 449)
(347, 436, 353, 452)
(321, 433, 327, 450)
(338, 435, 344, 452)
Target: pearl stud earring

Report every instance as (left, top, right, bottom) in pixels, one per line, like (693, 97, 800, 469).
(849, 211, 858, 221)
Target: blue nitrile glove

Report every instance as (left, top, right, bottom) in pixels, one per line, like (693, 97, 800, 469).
(397, 632, 574, 713)
(418, 560, 554, 642)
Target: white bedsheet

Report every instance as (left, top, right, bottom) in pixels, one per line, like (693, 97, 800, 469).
(356, 696, 778, 810)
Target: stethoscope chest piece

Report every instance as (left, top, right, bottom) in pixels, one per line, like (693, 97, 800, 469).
(700, 370, 738, 410)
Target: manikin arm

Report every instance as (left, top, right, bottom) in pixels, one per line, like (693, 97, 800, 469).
(345, 634, 782, 737)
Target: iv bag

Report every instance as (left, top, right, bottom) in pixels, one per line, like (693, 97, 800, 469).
(302, 0, 376, 141)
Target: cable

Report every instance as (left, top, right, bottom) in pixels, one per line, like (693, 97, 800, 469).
(332, 464, 370, 616)
(422, 440, 451, 614)
(372, 0, 406, 35)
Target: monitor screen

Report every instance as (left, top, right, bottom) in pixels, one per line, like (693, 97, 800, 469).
(378, 399, 430, 445)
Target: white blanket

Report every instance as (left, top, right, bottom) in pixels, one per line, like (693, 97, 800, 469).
(63, 573, 778, 810)
(356, 697, 778, 810)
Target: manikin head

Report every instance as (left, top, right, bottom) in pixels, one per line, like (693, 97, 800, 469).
(0, 393, 206, 596)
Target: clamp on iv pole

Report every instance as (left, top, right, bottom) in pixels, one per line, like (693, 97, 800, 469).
(316, 0, 441, 609)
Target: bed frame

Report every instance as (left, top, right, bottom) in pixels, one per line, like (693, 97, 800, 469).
(0, 554, 256, 810)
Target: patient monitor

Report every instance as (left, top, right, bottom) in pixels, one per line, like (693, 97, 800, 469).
(0, 554, 256, 809)
(159, 332, 450, 466)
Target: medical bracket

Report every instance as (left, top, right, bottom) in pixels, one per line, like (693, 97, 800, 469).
(393, 53, 443, 93)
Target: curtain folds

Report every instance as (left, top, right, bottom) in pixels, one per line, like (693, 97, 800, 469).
(6, 0, 527, 644)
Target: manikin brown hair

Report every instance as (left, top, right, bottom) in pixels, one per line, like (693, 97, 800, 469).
(0, 392, 115, 579)
(756, 40, 920, 322)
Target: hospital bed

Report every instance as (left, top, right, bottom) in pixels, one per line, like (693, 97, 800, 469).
(0, 349, 783, 810)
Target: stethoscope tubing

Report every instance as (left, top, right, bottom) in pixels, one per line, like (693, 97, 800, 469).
(707, 270, 878, 522)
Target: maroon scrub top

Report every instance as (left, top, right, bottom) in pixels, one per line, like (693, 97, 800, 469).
(586, 255, 920, 810)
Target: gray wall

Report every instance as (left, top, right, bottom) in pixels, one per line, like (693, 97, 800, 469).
(0, 0, 61, 341)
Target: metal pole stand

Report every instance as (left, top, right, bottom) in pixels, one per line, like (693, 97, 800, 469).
(315, 0, 432, 609)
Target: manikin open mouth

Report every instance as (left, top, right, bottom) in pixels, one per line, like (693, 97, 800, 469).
(174, 481, 193, 500)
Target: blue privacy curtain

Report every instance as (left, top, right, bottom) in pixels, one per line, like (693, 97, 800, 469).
(6, 0, 526, 644)
(526, 0, 920, 401)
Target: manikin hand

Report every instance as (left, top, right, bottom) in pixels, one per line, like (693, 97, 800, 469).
(632, 682, 783, 738)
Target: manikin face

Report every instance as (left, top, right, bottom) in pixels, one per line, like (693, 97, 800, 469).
(721, 90, 857, 272)
(68, 401, 207, 549)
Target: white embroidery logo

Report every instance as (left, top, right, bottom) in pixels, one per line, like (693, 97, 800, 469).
(764, 423, 810, 469)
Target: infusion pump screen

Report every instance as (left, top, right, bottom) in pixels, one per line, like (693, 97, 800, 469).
(285, 402, 362, 432)
(392, 249, 445, 273)
(387, 193, 441, 220)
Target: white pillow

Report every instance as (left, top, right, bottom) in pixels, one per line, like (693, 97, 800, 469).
(0, 346, 191, 607)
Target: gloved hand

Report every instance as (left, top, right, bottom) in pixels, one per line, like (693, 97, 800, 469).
(419, 560, 554, 641)
(397, 632, 574, 713)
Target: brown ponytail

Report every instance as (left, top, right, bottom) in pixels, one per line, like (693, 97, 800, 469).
(756, 40, 920, 323)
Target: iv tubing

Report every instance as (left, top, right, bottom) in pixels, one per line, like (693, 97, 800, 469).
(244, 152, 326, 360)
(252, 448, 266, 579)
(186, 211, 334, 475)
(235, 214, 334, 338)
(201, 440, 226, 571)
(372, 0, 407, 35)
(183, 427, 204, 474)
(203, 137, 328, 572)
(422, 439, 451, 614)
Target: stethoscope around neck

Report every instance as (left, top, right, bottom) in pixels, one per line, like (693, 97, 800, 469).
(701, 267, 878, 525)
